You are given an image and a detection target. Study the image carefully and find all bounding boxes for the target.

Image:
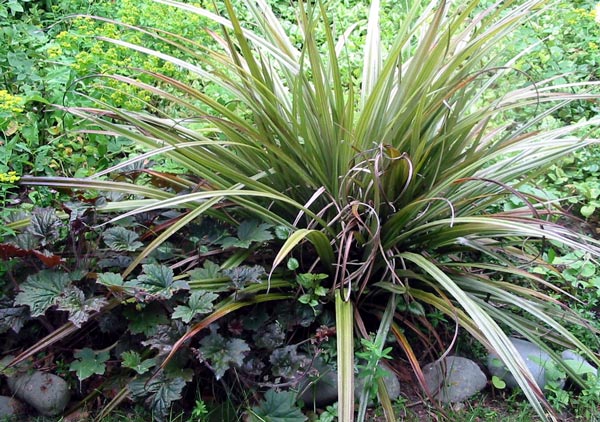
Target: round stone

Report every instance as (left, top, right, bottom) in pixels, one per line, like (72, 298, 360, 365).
(7, 371, 70, 416)
(423, 356, 487, 403)
(487, 337, 565, 390)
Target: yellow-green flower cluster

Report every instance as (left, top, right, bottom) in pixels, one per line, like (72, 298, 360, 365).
(119, 0, 141, 25)
(56, 30, 75, 50)
(73, 17, 102, 36)
(47, 45, 63, 59)
(569, 6, 599, 24)
(99, 78, 152, 111)
(0, 90, 25, 113)
(73, 51, 94, 73)
(0, 171, 20, 183)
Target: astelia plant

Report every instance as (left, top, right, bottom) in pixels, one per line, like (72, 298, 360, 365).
(15, 0, 600, 420)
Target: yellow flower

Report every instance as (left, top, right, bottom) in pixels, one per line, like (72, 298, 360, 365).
(0, 90, 25, 113)
(0, 171, 20, 183)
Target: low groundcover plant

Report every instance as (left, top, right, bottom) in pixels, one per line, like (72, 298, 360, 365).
(9, 0, 600, 420)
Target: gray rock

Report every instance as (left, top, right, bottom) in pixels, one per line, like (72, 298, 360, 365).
(298, 359, 337, 407)
(299, 360, 401, 407)
(487, 337, 565, 390)
(423, 356, 487, 403)
(0, 396, 27, 419)
(561, 349, 598, 379)
(7, 371, 70, 416)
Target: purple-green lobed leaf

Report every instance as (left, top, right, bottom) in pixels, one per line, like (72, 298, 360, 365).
(55, 286, 108, 328)
(26, 208, 62, 247)
(199, 327, 250, 380)
(102, 226, 144, 252)
(129, 372, 187, 420)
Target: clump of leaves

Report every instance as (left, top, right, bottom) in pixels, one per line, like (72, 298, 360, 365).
(269, 345, 309, 379)
(297, 273, 329, 311)
(223, 265, 266, 290)
(218, 220, 274, 249)
(121, 350, 157, 375)
(13, 270, 107, 327)
(129, 371, 188, 420)
(356, 337, 393, 400)
(198, 325, 250, 380)
(128, 264, 189, 300)
(0, 298, 27, 334)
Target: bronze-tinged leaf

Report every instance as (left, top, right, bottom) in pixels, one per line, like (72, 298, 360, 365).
(32, 250, 65, 268)
(0, 244, 64, 268)
(0, 243, 29, 261)
(141, 170, 191, 192)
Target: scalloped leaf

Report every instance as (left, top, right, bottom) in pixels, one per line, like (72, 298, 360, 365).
(188, 260, 221, 280)
(237, 220, 273, 243)
(97, 272, 125, 288)
(14, 232, 39, 251)
(14, 270, 70, 316)
(250, 389, 307, 422)
(173, 290, 218, 323)
(124, 303, 169, 336)
(103, 227, 144, 252)
(27, 208, 62, 247)
(141, 322, 186, 356)
(70, 348, 109, 381)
